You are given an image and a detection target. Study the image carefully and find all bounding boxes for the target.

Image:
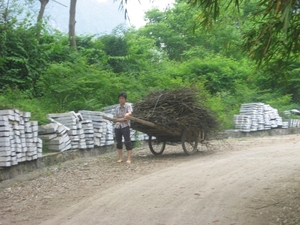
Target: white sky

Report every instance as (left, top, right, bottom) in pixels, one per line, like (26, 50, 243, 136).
(97, 0, 175, 28)
(33, 0, 175, 34)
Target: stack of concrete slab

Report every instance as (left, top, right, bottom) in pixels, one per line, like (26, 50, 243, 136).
(234, 115, 252, 132)
(38, 123, 71, 152)
(24, 117, 41, 161)
(77, 122, 87, 149)
(282, 121, 289, 128)
(78, 110, 114, 147)
(80, 120, 94, 149)
(105, 123, 114, 146)
(234, 103, 285, 132)
(100, 118, 114, 146)
(288, 119, 300, 128)
(47, 112, 87, 150)
(0, 109, 42, 167)
(0, 116, 11, 167)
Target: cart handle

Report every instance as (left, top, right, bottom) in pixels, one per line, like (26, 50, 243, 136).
(102, 115, 116, 122)
(102, 115, 181, 136)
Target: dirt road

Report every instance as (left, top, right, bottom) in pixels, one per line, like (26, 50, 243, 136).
(0, 135, 300, 225)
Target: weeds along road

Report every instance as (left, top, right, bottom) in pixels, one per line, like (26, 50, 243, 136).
(1, 135, 300, 225)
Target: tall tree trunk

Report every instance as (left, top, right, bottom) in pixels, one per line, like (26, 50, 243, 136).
(69, 0, 77, 49)
(36, 0, 49, 39)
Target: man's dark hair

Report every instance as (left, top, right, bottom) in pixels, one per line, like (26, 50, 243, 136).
(118, 92, 127, 99)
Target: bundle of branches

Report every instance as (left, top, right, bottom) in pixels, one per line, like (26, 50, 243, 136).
(131, 88, 219, 134)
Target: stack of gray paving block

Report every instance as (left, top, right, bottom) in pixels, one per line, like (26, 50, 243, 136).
(102, 105, 118, 146)
(24, 117, 40, 161)
(38, 123, 71, 152)
(100, 118, 114, 146)
(282, 121, 289, 128)
(80, 120, 94, 149)
(234, 115, 252, 132)
(234, 103, 285, 132)
(47, 112, 87, 149)
(105, 123, 114, 146)
(288, 119, 300, 128)
(78, 110, 114, 147)
(0, 109, 42, 167)
(77, 122, 87, 149)
(0, 115, 12, 166)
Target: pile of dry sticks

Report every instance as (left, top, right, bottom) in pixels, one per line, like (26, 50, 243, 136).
(131, 88, 219, 134)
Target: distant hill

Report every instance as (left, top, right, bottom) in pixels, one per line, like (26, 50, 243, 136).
(30, 0, 128, 35)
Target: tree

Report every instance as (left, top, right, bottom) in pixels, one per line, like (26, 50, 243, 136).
(36, 0, 49, 39)
(186, 0, 300, 65)
(139, 1, 242, 61)
(69, 0, 77, 48)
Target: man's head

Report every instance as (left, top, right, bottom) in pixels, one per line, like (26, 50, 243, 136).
(118, 92, 127, 105)
(118, 92, 127, 99)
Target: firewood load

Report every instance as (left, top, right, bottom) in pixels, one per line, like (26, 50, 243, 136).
(131, 88, 219, 134)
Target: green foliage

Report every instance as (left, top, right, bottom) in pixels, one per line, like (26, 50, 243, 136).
(140, 1, 243, 62)
(187, 0, 300, 65)
(0, 88, 49, 124)
(166, 54, 255, 95)
(2, 0, 300, 133)
(0, 7, 46, 95)
(265, 95, 294, 112)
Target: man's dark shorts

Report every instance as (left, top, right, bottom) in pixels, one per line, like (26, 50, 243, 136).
(114, 126, 132, 150)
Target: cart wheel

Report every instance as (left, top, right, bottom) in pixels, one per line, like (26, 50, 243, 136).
(148, 136, 166, 155)
(181, 129, 199, 155)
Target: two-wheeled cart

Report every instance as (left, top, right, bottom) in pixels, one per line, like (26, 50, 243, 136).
(103, 115, 205, 155)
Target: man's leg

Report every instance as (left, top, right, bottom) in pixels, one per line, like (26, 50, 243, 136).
(117, 149, 123, 163)
(115, 128, 123, 162)
(127, 150, 132, 164)
(123, 126, 132, 163)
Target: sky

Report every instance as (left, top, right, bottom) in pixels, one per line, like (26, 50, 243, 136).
(32, 0, 174, 34)
(111, 0, 175, 28)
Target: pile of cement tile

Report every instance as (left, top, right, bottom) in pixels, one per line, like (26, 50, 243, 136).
(38, 123, 71, 152)
(234, 103, 285, 132)
(78, 110, 114, 147)
(47, 112, 88, 149)
(80, 120, 94, 148)
(0, 109, 42, 167)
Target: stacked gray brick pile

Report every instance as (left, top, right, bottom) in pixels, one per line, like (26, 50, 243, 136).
(38, 123, 71, 152)
(47, 112, 87, 149)
(80, 120, 94, 148)
(288, 119, 300, 128)
(282, 121, 289, 128)
(234, 103, 284, 132)
(78, 110, 114, 147)
(0, 109, 42, 167)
